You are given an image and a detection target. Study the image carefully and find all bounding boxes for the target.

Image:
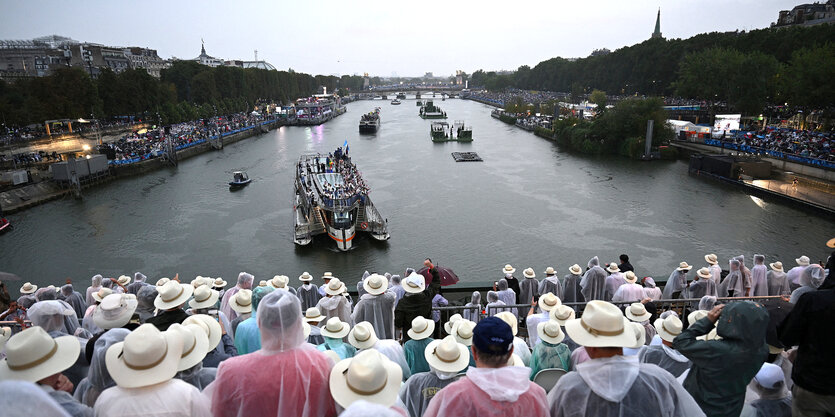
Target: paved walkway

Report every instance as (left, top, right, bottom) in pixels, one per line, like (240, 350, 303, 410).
(0, 181, 70, 213)
(744, 178, 835, 209)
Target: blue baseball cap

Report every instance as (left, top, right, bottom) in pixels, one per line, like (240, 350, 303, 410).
(472, 317, 514, 354)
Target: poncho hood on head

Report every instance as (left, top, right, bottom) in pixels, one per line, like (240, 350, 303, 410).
(466, 366, 532, 401)
(799, 264, 825, 289)
(497, 279, 509, 291)
(576, 355, 641, 402)
(588, 256, 600, 269)
(716, 301, 769, 349)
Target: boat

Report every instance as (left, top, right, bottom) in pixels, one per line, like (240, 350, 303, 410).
(416, 100, 423, 106)
(228, 171, 252, 188)
(359, 108, 381, 133)
(419, 100, 447, 119)
(293, 149, 390, 251)
(430, 120, 473, 142)
(396, 92, 406, 99)
(0, 218, 11, 234)
(390, 99, 401, 105)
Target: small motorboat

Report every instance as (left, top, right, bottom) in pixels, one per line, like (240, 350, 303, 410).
(0, 218, 11, 234)
(228, 171, 252, 188)
(390, 99, 401, 105)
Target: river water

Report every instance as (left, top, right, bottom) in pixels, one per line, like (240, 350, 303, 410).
(2, 98, 833, 294)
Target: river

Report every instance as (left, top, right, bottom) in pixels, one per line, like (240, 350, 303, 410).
(2, 98, 833, 295)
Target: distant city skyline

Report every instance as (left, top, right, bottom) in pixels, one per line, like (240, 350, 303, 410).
(0, 0, 803, 77)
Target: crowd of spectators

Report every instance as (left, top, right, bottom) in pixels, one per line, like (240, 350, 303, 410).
(1, 119, 140, 147)
(728, 128, 834, 163)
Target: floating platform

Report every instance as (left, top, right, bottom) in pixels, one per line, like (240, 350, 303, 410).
(451, 152, 483, 162)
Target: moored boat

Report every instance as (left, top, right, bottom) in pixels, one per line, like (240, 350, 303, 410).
(419, 100, 447, 119)
(0, 217, 11, 234)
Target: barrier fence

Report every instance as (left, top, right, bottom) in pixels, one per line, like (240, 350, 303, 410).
(702, 138, 835, 169)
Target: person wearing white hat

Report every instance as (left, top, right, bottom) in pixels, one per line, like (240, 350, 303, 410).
(611, 271, 647, 303)
(351, 273, 397, 340)
(681, 268, 719, 309)
(169, 323, 215, 390)
(228, 289, 253, 336)
(538, 266, 564, 301)
(94, 323, 211, 417)
(210, 290, 337, 417)
(662, 262, 693, 299)
(296, 271, 322, 311)
(739, 363, 792, 417)
(348, 322, 411, 382)
(184, 313, 235, 369)
(114, 275, 131, 293)
(499, 264, 521, 306)
(525, 292, 561, 348)
(451, 320, 477, 369)
(580, 256, 608, 302)
(316, 317, 356, 360)
(394, 273, 432, 343)
(318, 271, 335, 297)
(637, 315, 691, 378)
(302, 307, 326, 345)
(625, 302, 656, 346)
(19, 281, 38, 295)
(529, 320, 571, 379)
(766, 261, 790, 296)
(219, 272, 254, 322)
(787, 255, 811, 292)
(563, 264, 584, 303)
(84, 293, 140, 363)
(146, 280, 193, 331)
(234, 286, 275, 355)
(330, 349, 404, 414)
(705, 254, 722, 286)
(187, 285, 233, 344)
(547, 300, 705, 417)
(268, 275, 298, 296)
(0, 326, 92, 417)
(518, 268, 541, 319)
(315, 277, 353, 328)
(403, 316, 435, 375)
(549, 305, 580, 352)
(604, 263, 627, 301)
(495, 311, 532, 367)
(399, 336, 470, 417)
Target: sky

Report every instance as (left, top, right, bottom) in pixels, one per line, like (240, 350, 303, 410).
(0, 0, 802, 77)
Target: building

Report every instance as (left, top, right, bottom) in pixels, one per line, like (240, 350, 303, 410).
(124, 47, 168, 78)
(193, 42, 224, 67)
(651, 8, 663, 39)
(0, 35, 76, 80)
(773, 1, 835, 27)
(224, 59, 277, 70)
(67, 43, 131, 77)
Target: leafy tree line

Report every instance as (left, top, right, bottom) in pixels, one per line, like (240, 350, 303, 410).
(0, 61, 367, 127)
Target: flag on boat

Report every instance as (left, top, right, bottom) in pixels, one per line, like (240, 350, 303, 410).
(344, 139, 349, 154)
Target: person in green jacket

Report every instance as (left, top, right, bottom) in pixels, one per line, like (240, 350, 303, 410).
(673, 301, 769, 417)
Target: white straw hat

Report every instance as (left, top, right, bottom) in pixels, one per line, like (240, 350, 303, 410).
(155, 277, 170, 287)
(0, 326, 80, 383)
(167, 323, 209, 372)
(229, 289, 253, 314)
(501, 264, 516, 275)
(212, 277, 228, 288)
(425, 336, 470, 373)
(443, 314, 463, 335)
(769, 262, 783, 272)
(795, 255, 810, 266)
(188, 286, 219, 310)
(325, 278, 348, 296)
(116, 275, 132, 286)
(624, 271, 638, 284)
(303, 322, 311, 339)
(565, 300, 636, 348)
(154, 281, 194, 310)
(539, 292, 562, 312)
(91, 287, 113, 303)
(402, 273, 425, 294)
(705, 254, 718, 265)
(550, 305, 576, 325)
(183, 314, 222, 351)
(105, 323, 184, 388)
(654, 315, 683, 343)
(606, 263, 620, 273)
(627, 322, 646, 349)
(568, 264, 583, 275)
(258, 280, 268, 287)
(544, 267, 556, 275)
(676, 262, 693, 271)
(93, 294, 138, 330)
(696, 268, 712, 280)
(348, 322, 379, 350)
(687, 310, 709, 326)
(363, 274, 389, 296)
(321, 317, 351, 339)
(495, 311, 519, 336)
(523, 268, 536, 279)
(18, 282, 37, 295)
(304, 307, 326, 323)
(625, 303, 652, 322)
(408, 316, 435, 341)
(452, 320, 476, 346)
(299, 272, 314, 282)
(268, 275, 290, 289)
(322, 272, 335, 280)
(507, 354, 525, 367)
(191, 276, 210, 288)
(330, 349, 402, 408)
(538, 320, 566, 344)
(0, 327, 11, 346)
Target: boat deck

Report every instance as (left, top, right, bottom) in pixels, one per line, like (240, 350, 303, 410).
(452, 152, 483, 162)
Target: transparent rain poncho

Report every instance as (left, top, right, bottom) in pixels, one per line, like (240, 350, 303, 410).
(662, 269, 688, 299)
(463, 291, 482, 323)
(315, 294, 352, 326)
(708, 263, 723, 287)
(85, 275, 103, 306)
(765, 269, 790, 296)
(539, 274, 564, 301)
(389, 275, 405, 307)
(316, 336, 357, 360)
(751, 255, 769, 296)
(176, 362, 217, 391)
(341, 400, 406, 417)
(0, 380, 74, 417)
(36, 286, 58, 301)
(580, 257, 608, 302)
(219, 272, 254, 321)
(135, 286, 158, 323)
(698, 296, 718, 311)
(529, 340, 571, 379)
(233, 286, 274, 354)
(485, 291, 510, 316)
(296, 282, 321, 311)
(789, 264, 825, 304)
(74, 328, 129, 407)
(28, 300, 88, 387)
(681, 279, 718, 310)
(352, 291, 397, 340)
(604, 272, 627, 302)
(126, 272, 148, 295)
(206, 290, 337, 417)
(547, 355, 704, 417)
(496, 279, 517, 318)
(18, 293, 37, 309)
(611, 283, 646, 303)
(719, 259, 744, 297)
(61, 284, 87, 319)
(398, 368, 459, 417)
(519, 275, 540, 314)
(642, 277, 663, 300)
(364, 339, 411, 381)
(356, 271, 370, 298)
(404, 337, 433, 375)
(736, 255, 753, 289)
(563, 272, 583, 303)
(95, 378, 211, 417)
(638, 344, 692, 378)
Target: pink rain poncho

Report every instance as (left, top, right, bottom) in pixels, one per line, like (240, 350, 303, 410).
(423, 366, 549, 417)
(207, 290, 337, 417)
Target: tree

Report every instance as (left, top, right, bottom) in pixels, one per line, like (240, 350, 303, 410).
(779, 43, 835, 111)
(590, 89, 607, 114)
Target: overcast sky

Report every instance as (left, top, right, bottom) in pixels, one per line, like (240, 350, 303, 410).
(0, 0, 800, 77)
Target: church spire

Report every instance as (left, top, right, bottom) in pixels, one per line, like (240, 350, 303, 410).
(201, 38, 206, 55)
(652, 8, 663, 39)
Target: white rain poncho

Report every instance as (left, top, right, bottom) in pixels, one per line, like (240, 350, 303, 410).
(525, 312, 550, 348)
(611, 283, 646, 303)
(496, 279, 517, 318)
(766, 270, 790, 296)
(352, 292, 396, 340)
(364, 339, 411, 381)
(357, 271, 370, 297)
(29, 301, 89, 387)
(529, 341, 571, 378)
(789, 264, 825, 304)
(580, 257, 608, 302)
(638, 345, 692, 378)
(135, 286, 157, 323)
(539, 275, 563, 301)
(389, 275, 405, 307)
(642, 278, 663, 300)
(751, 255, 769, 296)
(61, 284, 87, 319)
(41, 385, 92, 417)
(604, 272, 627, 301)
(485, 291, 511, 316)
(74, 328, 129, 407)
(709, 264, 723, 287)
(296, 282, 321, 311)
(547, 355, 705, 417)
(423, 366, 550, 417)
(85, 274, 103, 306)
(719, 259, 745, 297)
(698, 296, 718, 311)
(219, 272, 254, 321)
(786, 264, 807, 291)
(662, 269, 688, 299)
(233, 286, 274, 354)
(681, 279, 718, 310)
(463, 291, 482, 323)
(398, 368, 459, 417)
(315, 294, 352, 326)
(514, 337, 532, 367)
(176, 362, 217, 391)
(36, 286, 58, 301)
(340, 400, 406, 417)
(306, 323, 325, 346)
(206, 290, 337, 417)
(563, 273, 583, 303)
(0, 380, 73, 417)
(95, 378, 211, 417)
(519, 276, 540, 317)
(125, 272, 148, 295)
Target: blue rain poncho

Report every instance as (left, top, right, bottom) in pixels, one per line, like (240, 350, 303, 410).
(398, 369, 459, 417)
(404, 337, 433, 375)
(637, 345, 692, 378)
(233, 286, 274, 354)
(529, 341, 570, 380)
(580, 257, 608, 302)
(463, 292, 481, 323)
(316, 336, 356, 359)
(296, 283, 321, 311)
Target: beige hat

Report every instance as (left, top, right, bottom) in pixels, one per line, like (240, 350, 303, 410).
(324, 278, 347, 296)
(188, 286, 219, 310)
(154, 281, 194, 310)
(268, 275, 290, 289)
(538, 320, 565, 344)
(330, 349, 402, 408)
(565, 300, 635, 348)
(258, 280, 268, 287)
(676, 262, 692, 271)
(167, 323, 209, 372)
(304, 307, 326, 323)
(654, 315, 683, 343)
(795, 255, 810, 266)
(769, 261, 784, 272)
(155, 277, 170, 287)
(452, 320, 476, 346)
(299, 272, 314, 282)
(705, 254, 718, 265)
(191, 276, 209, 288)
(402, 273, 425, 294)
(322, 350, 341, 364)
(606, 263, 620, 273)
(827, 237, 835, 249)
(495, 311, 519, 336)
(321, 272, 335, 281)
(116, 275, 131, 286)
(627, 322, 646, 349)
(625, 303, 652, 322)
(507, 354, 525, 367)
(183, 314, 222, 351)
(568, 264, 583, 275)
(0, 327, 11, 346)
(91, 287, 113, 303)
(538, 292, 561, 312)
(687, 310, 709, 326)
(501, 264, 516, 275)
(321, 317, 351, 339)
(0, 326, 80, 382)
(549, 305, 576, 325)
(544, 267, 556, 275)
(93, 294, 138, 329)
(229, 289, 253, 314)
(523, 268, 536, 279)
(624, 271, 638, 284)
(425, 336, 469, 373)
(105, 323, 184, 388)
(696, 268, 712, 280)
(18, 282, 37, 295)
(348, 322, 379, 350)
(212, 277, 228, 288)
(443, 314, 463, 335)
(303, 322, 311, 339)
(363, 274, 388, 296)
(408, 316, 435, 341)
